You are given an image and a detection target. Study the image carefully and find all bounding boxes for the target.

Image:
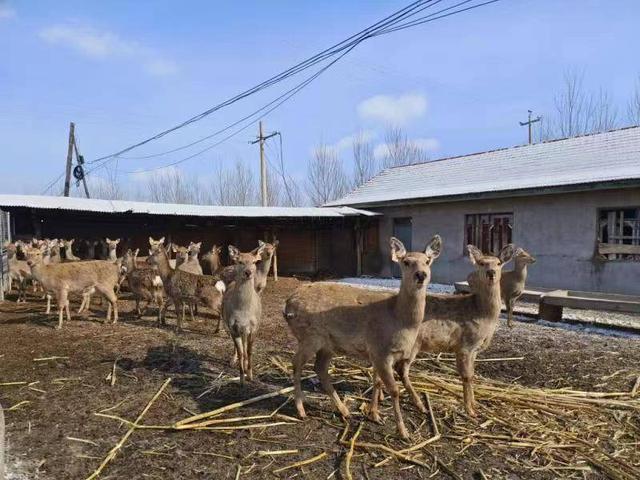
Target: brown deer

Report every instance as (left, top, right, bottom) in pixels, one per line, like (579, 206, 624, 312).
(254, 240, 278, 294)
(62, 239, 81, 261)
(106, 238, 120, 262)
(174, 242, 204, 321)
(284, 236, 441, 439)
(200, 245, 222, 275)
(122, 248, 165, 322)
(222, 244, 266, 386)
(147, 241, 225, 332)
(408, 244, 515, 417)
(500, 247, 536, 328)
(6, 243, 30, 302)
(25, 246, 120, 329)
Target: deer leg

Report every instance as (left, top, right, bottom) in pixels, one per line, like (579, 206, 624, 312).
(456, 351, 477, 416)
(314, 348, 350, 419)
(214, 315, 222, 334)
(175, 299, 184, 332)
(507, 299, 515, 328)
(45, 293, 52, 314)
(292, 344, 316, 419)
(56, 290, 68, 330)
(399, 361, 426, 413)
(246, 332, 254, 381)
(375, 359, 409, 440)
(368, 372, 384, 424)
(233, 336, 246, 386)
(97, 286, 118, 325)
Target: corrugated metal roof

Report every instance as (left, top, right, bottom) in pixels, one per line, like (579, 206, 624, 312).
(326, 127, 640, 207)
(0, 194, 377, 218)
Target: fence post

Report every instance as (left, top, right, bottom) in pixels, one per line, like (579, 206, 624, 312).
(0, 401, 4, 480)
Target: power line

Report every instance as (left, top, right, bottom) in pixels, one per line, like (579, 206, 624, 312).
(84, 0, 437, 166)
(43, 0, 502, 189)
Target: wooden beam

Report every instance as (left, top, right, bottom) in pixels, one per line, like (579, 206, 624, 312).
(598, 243, 640, 255)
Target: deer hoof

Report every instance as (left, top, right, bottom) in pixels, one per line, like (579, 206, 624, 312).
(368, 411, 383, 425)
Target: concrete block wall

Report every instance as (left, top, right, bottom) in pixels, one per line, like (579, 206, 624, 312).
(373, 188, 640, 295)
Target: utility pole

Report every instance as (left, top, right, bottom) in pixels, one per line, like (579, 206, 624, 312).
(72, 136, 91, 199)
(250, 121, 279, 206)
(63, 122, 75, 197)
(519, 110, 541, 145)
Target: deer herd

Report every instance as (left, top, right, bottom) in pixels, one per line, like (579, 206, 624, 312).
(4, 233, 535, 440)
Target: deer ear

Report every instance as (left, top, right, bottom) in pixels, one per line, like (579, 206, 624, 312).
(195, 242, 201, 249)
(273, 239, 280, 248)
(255, 243, 267, 260)
(389, 237, 407, 263)
(148, 237, 155, 245)
(467, 245, 483, 265)
(499, 244, 515, 264)
(115, 239, 120, 245)
(159, 237, 165, 244)
(228, 245, 240, 263)
(424, 235, 442, 262)
(106, 237, 111, 243)
(134, 248, 140, 256)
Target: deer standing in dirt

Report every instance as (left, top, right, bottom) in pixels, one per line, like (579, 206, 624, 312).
(500, 247, 536, 328)
(284, 236, 442, 439)
(222, 244, 266, 386)
(254, 240, 278, 294)
(25, 246, 120, 329)
(122, 248, 165, 322)
(408, 244, 515, 417)
(174, 242, 204, 321)
(147, 240, 225, 331)
(6, 243, 30, 302)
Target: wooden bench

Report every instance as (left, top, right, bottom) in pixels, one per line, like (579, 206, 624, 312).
(454, 282, 640, 322)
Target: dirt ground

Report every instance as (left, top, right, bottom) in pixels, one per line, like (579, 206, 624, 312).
(1, 277, 639, 480)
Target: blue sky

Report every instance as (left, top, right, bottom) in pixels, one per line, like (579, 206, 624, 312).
(1, 0, 639, 198)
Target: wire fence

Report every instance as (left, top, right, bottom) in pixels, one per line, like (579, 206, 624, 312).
(0, 209, 10, 301)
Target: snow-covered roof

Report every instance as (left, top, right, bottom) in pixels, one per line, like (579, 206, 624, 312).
(0, 194, 377, 218)
(326, 127, 640, 207)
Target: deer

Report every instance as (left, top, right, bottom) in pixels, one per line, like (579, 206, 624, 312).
(284, 235, 442, 439)
(62, 239, 81, 261)
(106, 238, 120, 262)
(220, 240, 279, 293)
(500, 247, 536, 328)
(48, 239, 62, 263)
(174, 242, 204, 321)
(200, 245, 222, 275)
(121, 248, 165, 322)
(6, 243, 30, 302)
(147, 240, 225, 332)
(222, 244, 266, 386)
(404, 244, 515, 417)
(25, 245, 120, 329)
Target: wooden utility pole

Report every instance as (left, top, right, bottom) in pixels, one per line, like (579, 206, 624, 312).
(63, 122, 75, 197)
(72, 136, 91, 199)
(250, 121, 279, 206)
(519, 110, 541, 145)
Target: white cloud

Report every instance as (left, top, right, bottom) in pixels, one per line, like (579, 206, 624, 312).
(39, 23, 177, 76)
(357, 93, 427, 125)
(0, 5, 16, 19)
(332, 130, 376, 153)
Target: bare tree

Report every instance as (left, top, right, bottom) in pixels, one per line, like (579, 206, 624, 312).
(541, 69, 619, 141)
(351, 131, 378, 189)
(90, 165, 127, 200)
(306, 144, 349, 206)
(213, 159, 259, 206)
(380, 127, 428, 169)
(144, 168, 200, 204)
(628, 76, 640, 126)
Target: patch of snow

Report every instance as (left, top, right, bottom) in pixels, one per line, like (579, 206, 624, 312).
(333, 277, 454, 294)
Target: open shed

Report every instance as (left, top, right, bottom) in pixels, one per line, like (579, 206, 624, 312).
(0, 195, 379, 277)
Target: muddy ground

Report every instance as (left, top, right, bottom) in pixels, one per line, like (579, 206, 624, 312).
(1, 277, 639, 479)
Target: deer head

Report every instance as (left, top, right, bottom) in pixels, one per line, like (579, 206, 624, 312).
(514, 247, 536, 265)
(390, 235, 441, 290)
(148, 237, 165, 251)
(256, 240, 278, 261)
(188, 241, 202, 258)
(228, 244, 266, 282)
(467, 244, 514, 285)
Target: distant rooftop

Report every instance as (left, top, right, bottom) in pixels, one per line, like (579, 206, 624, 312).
(0, 194, 377, 218)
(325, 126, 640, 207)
